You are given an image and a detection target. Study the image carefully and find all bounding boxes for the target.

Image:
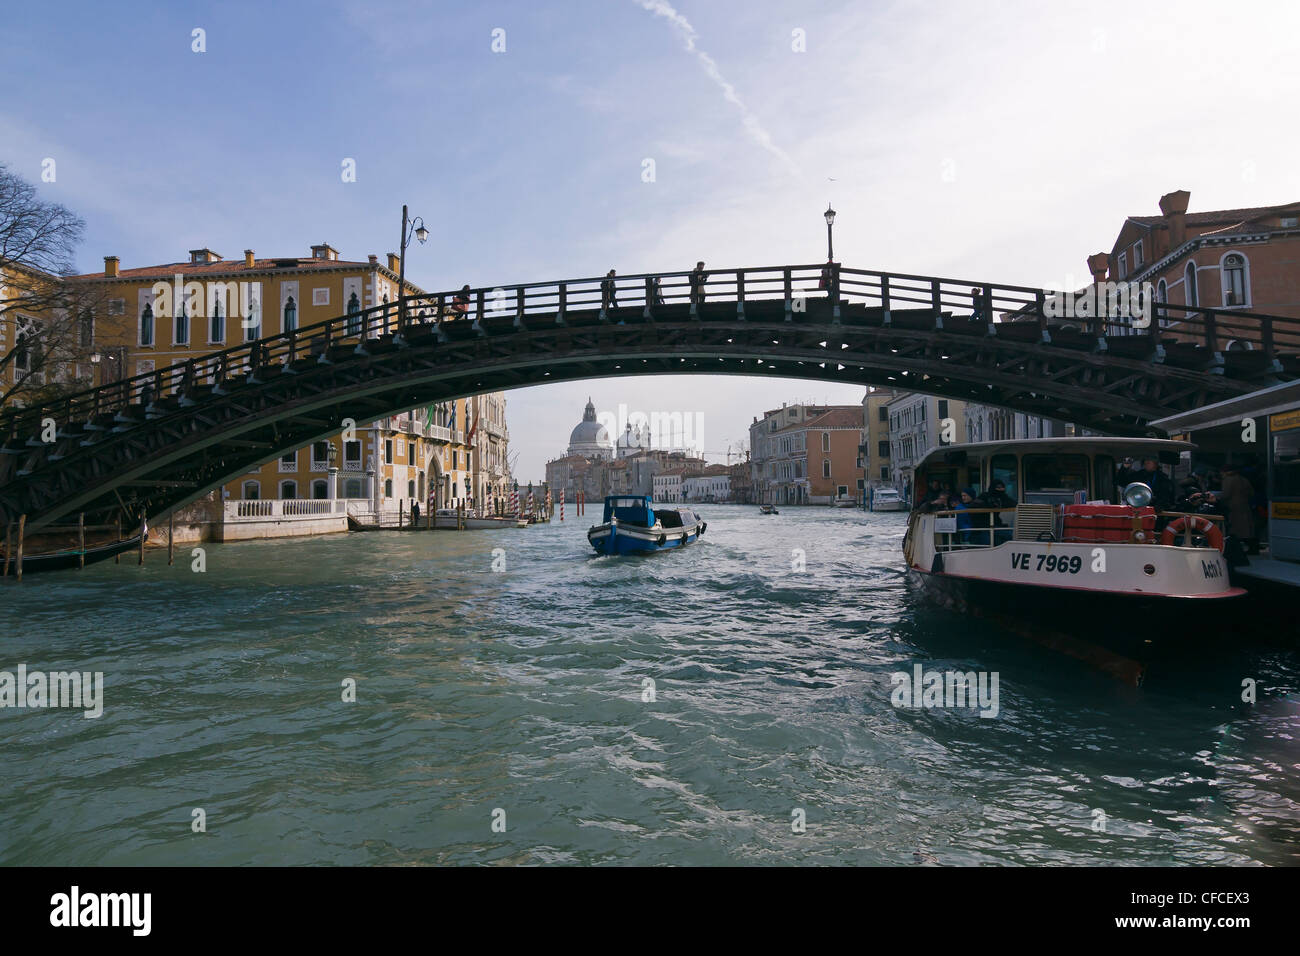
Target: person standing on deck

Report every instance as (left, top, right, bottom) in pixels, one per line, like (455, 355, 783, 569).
(601, 270, 618, 310)
(1219, 465, 1256, 552)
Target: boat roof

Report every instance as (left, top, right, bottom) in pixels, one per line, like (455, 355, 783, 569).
(916, 436, 1195, 470)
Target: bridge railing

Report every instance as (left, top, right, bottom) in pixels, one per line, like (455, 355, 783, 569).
(3, 263, 1299, 442)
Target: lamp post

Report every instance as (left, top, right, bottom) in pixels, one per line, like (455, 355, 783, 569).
(824, 203, 836, 261)
(397, 204, 429, 333)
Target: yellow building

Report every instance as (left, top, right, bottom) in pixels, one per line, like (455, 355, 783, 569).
(58, 243, 506, 513)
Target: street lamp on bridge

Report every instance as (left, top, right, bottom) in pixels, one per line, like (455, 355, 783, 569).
(397, 204, 429, 332)
(824, 203, 836, 261)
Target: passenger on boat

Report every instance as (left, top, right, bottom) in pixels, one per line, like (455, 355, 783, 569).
(917, 478, 943, 509)
(954, 489, 976, 543)
(1117, 457, 1175, 512)
(1219, 465, 1257, 549)
(920, 491, 951, 514)
(976, 480, 1015, 544)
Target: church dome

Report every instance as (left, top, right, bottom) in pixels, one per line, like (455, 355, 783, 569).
(567, 398, 613, 458)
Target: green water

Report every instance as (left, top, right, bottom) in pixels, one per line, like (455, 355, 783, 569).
(0, 506, 1296, 865)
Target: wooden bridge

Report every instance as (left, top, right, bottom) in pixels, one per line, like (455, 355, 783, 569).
(2, 262, 1298, 534)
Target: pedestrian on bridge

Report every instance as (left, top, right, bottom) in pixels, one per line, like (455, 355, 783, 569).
(690, 261, 707, 306)
(602, 270, 619, 310)
(453, 285, 471, 318)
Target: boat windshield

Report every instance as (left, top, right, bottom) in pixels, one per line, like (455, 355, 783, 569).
(1024, 454, 1089, 495)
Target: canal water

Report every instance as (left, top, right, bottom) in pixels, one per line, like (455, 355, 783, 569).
(1, 506, 1296, 865)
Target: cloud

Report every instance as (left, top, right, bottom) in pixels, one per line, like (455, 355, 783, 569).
(633, 0, 801, 179)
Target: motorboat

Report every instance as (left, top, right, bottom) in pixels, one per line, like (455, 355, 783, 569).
(587, 495, 706, 555)
(869, 486, 907, 512)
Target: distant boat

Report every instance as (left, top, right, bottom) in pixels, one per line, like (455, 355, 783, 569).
(833, 495, 858, 508)
(869, 487, 907, 512)
(433, 509, 523, 530)
(588, 495, 706, 555)
(759, 504, 779, 515)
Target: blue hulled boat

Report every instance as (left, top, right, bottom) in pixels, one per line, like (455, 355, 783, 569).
(587, 495, 706, 555)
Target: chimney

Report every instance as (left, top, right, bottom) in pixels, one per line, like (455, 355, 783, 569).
(104, 255, 120, 278)
(244, 249, 255, 268)
(387, 253, 400, 272)
(368, 254, 378, 266)
(1086, 253, 1110, 284)
(1159, 189, 1190, 250)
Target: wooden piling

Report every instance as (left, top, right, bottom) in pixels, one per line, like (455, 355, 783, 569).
(168, 511, 174, 565)
(3, 522, 10, 578)
(115, 515, 122, 564)
(399, 501, 405, 530)
(78, 514, 86, 569)
(137, 513, 145, 565)
(16, 515, 25, 582)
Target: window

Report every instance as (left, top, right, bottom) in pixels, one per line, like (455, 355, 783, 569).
(1282, 216, 1299, 228)
(343, 478, 362, 498)
(1093, 455, 1115, 504)
(14, 316, 36, 372)
(107, 298, 125, 316)
(139, 303, 154, 346)
(283, 296, 297, 332)
(279, 450, 297, 472)
(452, 450, 459, 470)
(408, 443, 416, 465)
(1118, 251, 1128, 278)
(244, 294, 260, 342)
(838, 485, 848, 497)
(880, 466, 889, 480)
(242, 480, 260, 500)
(821, 432, 830, 452)
(312, 441, 331, 469)
(312, 479, 328, 499)
(175, 302, 189, 345)
(279, 480, 298, 499)
(79, 310, 94, 349)
(1156, 279, 1169, 328)
(1222, 253, 1247, 307)
(407, 479, 415, 499)
(878, 406, 888, 422)
(384, 478, 393, 498)
(990, 454, 1019, 501)
(822, 459, 831, 478)
(1185, 262, 1199, 309)
(877, 440, 890, 459)
(1023, 454, 1089, 493)
(313, 288, 330, 307)
(346, 292, 362, 336)
(210, 301, 224, 343)
(385, 439, 393, 464)
(1134, 241, 1144, 269)
(1273, 428, 1300, 498)
(938, 399, 949, 419)
(344, 440, 362, 469)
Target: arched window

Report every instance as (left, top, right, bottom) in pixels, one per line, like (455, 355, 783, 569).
(242, 480, 260, 500)
(210, 300, 224, 343)
(1184, 262, 1199, 310)
(822, 459, 831, 478)
(1222, 253, 1247, 307)
(384, 478, 393, 498)
(279, 480, 298, 499)
(344, 478, 363, 498)
(312, 479, 329, 499)
(1156, 279, 1168, 329)
(140, 303, 154, 346)
(283, 295, 297, 332)
(347, 292, 362, 337)
(407, 479, 416, 499)
(175, 300, 189, 345)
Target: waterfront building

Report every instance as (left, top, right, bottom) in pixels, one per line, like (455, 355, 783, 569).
(860, 387, 898, 495)
(683, 467, 731, 502)
(749, 403, 865, 505)
(886, 393, 968, 502)
(1092, 190, 1300, 345)
(653, 468, 687, 502)
(963, 406, 1067, 444)
(566, 398, 614, 459)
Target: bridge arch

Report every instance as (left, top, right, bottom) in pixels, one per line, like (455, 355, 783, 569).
(1, 262, 1296, 533)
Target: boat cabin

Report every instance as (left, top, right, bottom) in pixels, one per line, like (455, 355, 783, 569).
(913, 438, 1191, 511)
(601, 495, 695, 530)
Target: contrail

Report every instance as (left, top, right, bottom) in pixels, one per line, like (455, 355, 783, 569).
(634, 0, 802, 177)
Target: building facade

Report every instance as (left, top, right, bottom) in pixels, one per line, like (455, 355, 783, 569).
(887, 393, 968, 503)
(749, 403, 865, 505)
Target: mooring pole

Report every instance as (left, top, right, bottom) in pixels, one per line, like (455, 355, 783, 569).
(168, 511, 175, 565)
(78, 513, 86, 569)
(16, 515, 26, 582)
(115, 515, 122, 564)
(399, 501, 405, 530)
(3, 522, 11, 577)
(138, 513, 146, 566)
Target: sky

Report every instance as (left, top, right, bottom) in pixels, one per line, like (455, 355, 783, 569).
(4, 0, 1299, 480)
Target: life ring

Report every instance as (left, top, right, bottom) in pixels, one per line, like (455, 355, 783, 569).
(1161, 515, 1224, 550)
(657, 534, 666, 546)
(700, 522, 706, 534)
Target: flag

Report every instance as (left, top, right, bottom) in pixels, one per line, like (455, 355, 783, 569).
(425, 404, 435, 429)
(466, 404, 479, 443)
(448, 401, 457, 432)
